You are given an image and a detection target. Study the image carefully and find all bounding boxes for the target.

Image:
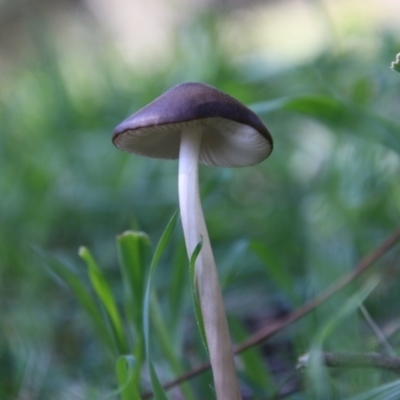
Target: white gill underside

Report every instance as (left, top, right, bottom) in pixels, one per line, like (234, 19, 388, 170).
(115, 118, 271, 167)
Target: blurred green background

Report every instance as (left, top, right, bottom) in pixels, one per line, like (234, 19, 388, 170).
(1, 0, 400, 399)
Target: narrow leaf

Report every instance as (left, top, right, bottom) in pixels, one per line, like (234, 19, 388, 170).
(117, 231, 151, 328)
(149, 361, 169, 400)
(251, 95, 400, 154)
(143, 211, 179, 398)
(306, 277, 381, 399)
(168, 241, 188, 333)
(36, 249, 116, 355)
(79, 246, 127, 354)
(348, 379, 400, 400)
(189, 238, 208, 354)
(230, 317, 274, 394)
(149, 210, 180, 274)
(116, 355, 141, 400)
(150, 295, 196, 400)
(250, 240, 297, 302)
(143, 211, 179, 354)
(316, 276, 380, 344)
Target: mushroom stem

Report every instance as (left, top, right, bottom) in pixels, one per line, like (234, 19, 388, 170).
(178, 127, 242, 400)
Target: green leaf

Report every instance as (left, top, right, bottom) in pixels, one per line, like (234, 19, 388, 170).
(79, 246, 127, 355)
(116, 355, 141, 400)
(250, 240, 297, 303)
(189, 238, 208, 354)
(252, 94, 346, 123)
(117, 231, 151, 328)
(316, 276, 380, 345)
(251, 95, 400, 154)
(36, 249, 116, 355)
(347, 379, 400, 400)
(306, 277, 381, 399)
(144, 211, 179, 345)
(143, 211, 179, 398)
(149, 361, 169, 400)
(149, 294, 196, 400)
(230, 318, 274, 394)
(141, 215, 195, 400)
(168, 241, 188, 334)
(149, 210, 180, 275)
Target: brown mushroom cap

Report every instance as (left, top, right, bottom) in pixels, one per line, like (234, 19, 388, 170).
(112, 82, 273, 167)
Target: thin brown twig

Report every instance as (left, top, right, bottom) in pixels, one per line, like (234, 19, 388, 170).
(142, 227, 400, 399)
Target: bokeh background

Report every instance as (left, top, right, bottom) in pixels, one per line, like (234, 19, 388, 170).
(1, 0, 400, 399)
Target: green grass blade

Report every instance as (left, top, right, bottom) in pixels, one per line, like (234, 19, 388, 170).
(79, 246, 128, 355)
(168, 241, 187, 334)
(316, 276, 380, 345)
(250, 94, 348, 124)
(150, 293, 196, 400)
(306, 277, 381, 399)
(188, 238, 208, 355)
(143, 211, 179, 398)
(36, 249, 116, 355)
(251, 95, 400, 154)
(250, 240, 298, 303)
(149, 361, 169, 400)
(229, 317, 274, 395)
(117, 231, 151, 328)
(143, 210, 179, 343)
(117, 230, 151, 388)
(149, 210, 179, 274)
(116, 355, 142, 400)
(347, 379, 400, 400)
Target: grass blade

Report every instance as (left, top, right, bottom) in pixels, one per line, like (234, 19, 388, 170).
(168, 241, 187, 335)
(79, 246, 128, 355)
(117, 231, 151, 328)
(117, 230, 151, 390)
(316, 276, 380, 345)
(250, 240, 298, 303)
(116, 355, 142, 400)
(143, 211, 179, 398)
(230, 317, 274, 395)
(188, 238, 208, 355)
(348, 379, 400, 400)
(306, 277, 381, 399)
(251, 95, 400, 154)
(149, 361, 169, 400)
(150, 292, 196, 400)
(36, 249, 116, 355)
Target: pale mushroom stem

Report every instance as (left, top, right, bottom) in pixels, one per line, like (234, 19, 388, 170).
(178, 126, 242, 400)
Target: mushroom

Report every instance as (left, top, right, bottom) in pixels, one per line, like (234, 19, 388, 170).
(112, 82, 273, 400)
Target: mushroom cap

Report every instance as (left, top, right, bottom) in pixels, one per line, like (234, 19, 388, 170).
(112, 82, 273, 167)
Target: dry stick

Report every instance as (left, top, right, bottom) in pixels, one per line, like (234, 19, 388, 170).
(141, 227, 400, 399)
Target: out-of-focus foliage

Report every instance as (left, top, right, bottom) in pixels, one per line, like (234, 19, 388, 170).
(392, 53, 400, 73)
(1, 1, 400, 399)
